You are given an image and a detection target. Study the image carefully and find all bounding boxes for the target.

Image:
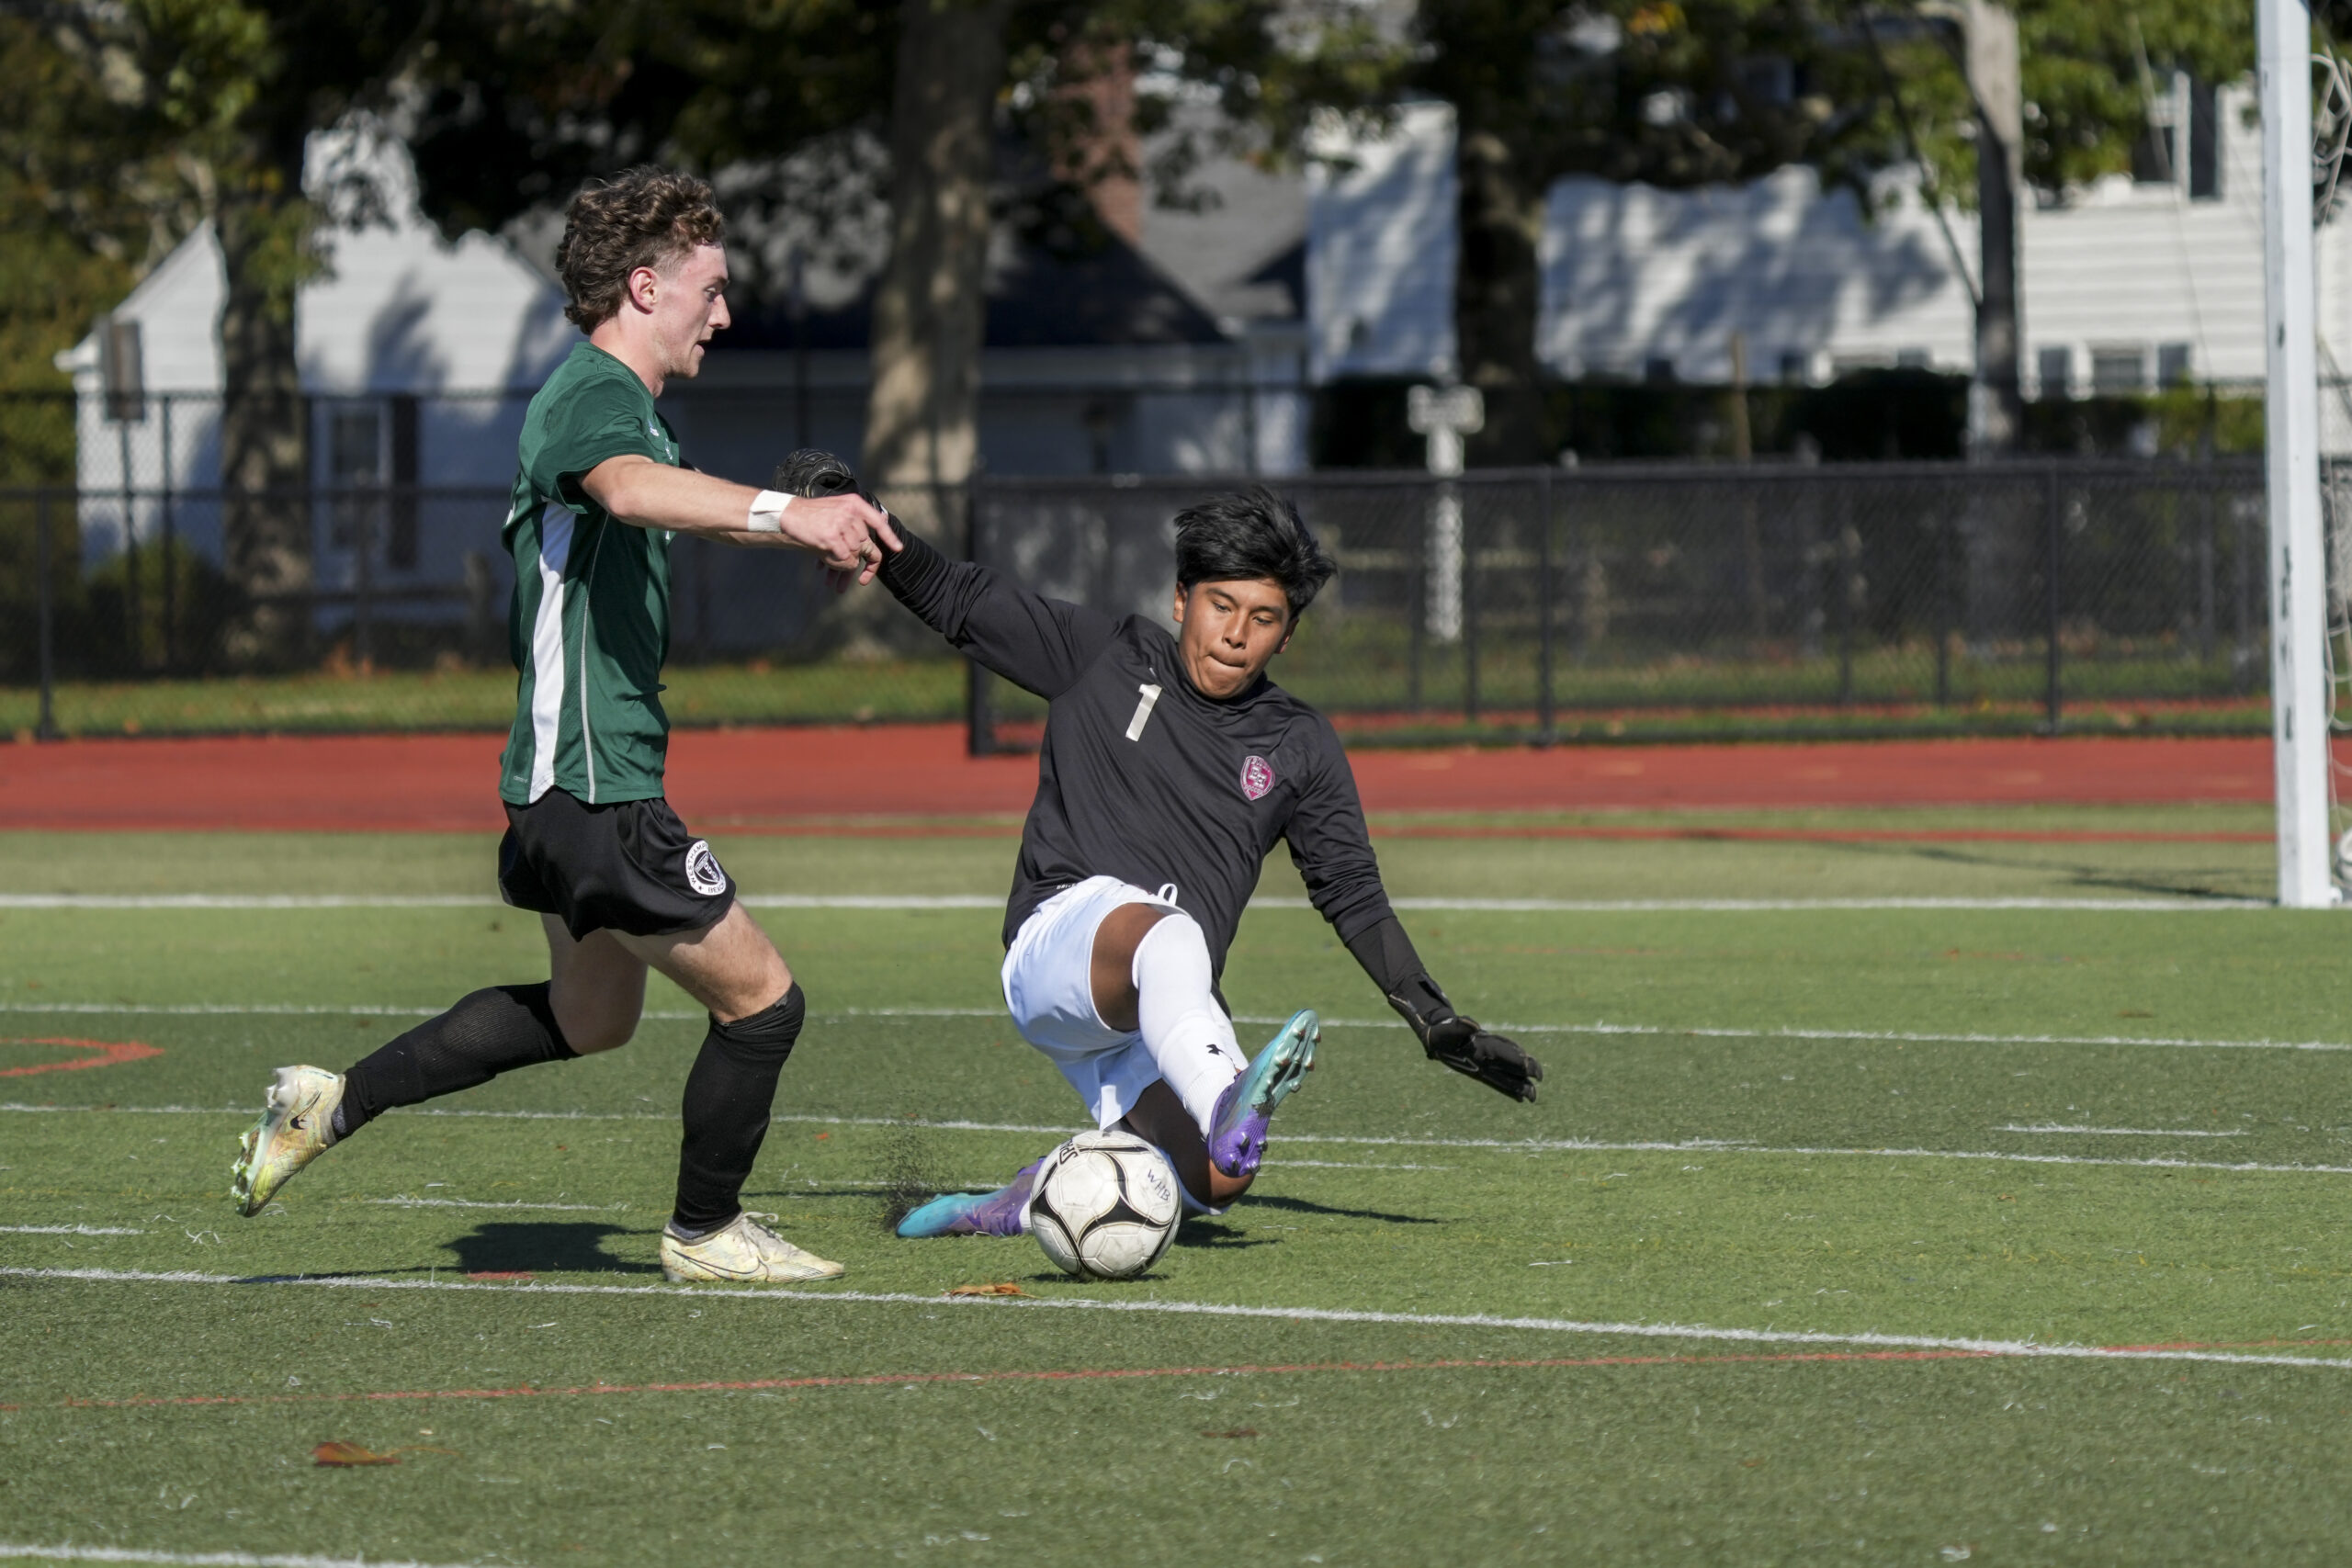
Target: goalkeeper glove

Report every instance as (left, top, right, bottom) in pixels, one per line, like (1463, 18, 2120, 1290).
(1385, 973, 1544, 1103)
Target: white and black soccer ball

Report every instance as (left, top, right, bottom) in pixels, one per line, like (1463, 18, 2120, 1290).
(1023, 1130, 1182, 1280)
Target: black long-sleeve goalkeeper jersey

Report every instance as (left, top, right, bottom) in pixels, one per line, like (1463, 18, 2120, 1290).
(880, 531, 1398, 978)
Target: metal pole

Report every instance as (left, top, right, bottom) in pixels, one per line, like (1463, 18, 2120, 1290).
(160, 395, 176, 671)
(1536, 468, 1555, 743)
(36, 490, 60, 740)
(2260, 0, 2335, 905)
(2044, 465, 2064, 732)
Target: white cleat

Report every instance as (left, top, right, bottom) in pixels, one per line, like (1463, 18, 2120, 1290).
(230, 1066, 345, 1217)
(660, 1211, 844, 1284)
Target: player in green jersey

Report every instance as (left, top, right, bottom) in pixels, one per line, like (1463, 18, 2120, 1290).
(228, 167, 898, 1285)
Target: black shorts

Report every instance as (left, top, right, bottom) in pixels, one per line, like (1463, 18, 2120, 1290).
(498, 789, 733, 941)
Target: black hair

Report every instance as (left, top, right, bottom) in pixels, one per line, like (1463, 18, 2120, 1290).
(1172, 488, 1336, 619)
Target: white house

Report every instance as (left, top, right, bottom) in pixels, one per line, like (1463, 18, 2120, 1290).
(1308, 87, 2352, 442)
(60, 123, 1312, 640)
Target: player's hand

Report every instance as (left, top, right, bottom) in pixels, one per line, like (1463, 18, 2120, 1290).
(1420, 1015, 1544, 1103)
(770, 448, 902, 589)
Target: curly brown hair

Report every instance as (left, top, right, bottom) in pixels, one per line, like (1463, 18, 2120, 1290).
(556, 167, 726, 332)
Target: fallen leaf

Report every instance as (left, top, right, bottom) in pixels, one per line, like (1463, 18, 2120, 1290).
(947, 1282, 1028, 1298)
(312, 1442, 399, 1467)
(311, 1442, 458, 1468)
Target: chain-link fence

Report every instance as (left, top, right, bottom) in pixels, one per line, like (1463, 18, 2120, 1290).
(0, 458, 2278, 745)
(967, 461, 2272, 750)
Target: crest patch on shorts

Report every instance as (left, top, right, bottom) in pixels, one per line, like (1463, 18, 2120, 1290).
(684, 839, 729, 897)
(1239, 755, 1275, 801)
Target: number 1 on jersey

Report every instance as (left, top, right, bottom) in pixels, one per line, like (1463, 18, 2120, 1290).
(1125, 683, 1163, 741)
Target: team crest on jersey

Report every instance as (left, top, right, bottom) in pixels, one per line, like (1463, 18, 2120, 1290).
(684, 840, 729, 897)
(1239, 755, 1275, 801)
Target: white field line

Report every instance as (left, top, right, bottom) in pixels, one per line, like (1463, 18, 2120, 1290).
(9, 997, 2352, 1059)
(0, 893, 2268, 913)
(1, 1102, 2342, 1179)
(0, 1224, 141, 1235)
(12, 996, 2352, 1065)
(6, 1264, 2347, 1374)
(366, 1196, 628, 1213)
(1996, 1123, 2245, 1137)
(0, 1545, 502, 1568)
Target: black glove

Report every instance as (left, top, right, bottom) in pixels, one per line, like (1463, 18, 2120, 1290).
(1384, 972, 1544, 1103)
(772, 448, 872, 502)
(1420, 1014, 1544, 1102)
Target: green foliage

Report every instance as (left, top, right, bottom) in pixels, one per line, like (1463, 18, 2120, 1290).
(1825, 2, 2262, 212)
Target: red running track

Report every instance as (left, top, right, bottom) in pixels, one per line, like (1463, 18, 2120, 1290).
(0, 725, 2293, 833)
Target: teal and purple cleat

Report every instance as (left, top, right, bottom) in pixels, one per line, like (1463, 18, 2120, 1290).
(895, 1157, 1045, 1238)
(1207, 1009, 1318, 1179)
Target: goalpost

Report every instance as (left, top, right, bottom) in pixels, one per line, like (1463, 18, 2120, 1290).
(2258, 0, 2336, 906)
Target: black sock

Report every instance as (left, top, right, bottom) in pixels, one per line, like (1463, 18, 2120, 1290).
(672, 985, 806, 1235)
(334, 983, 578, 1138)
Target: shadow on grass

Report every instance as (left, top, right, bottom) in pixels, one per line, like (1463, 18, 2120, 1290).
(1172, 1221, 1272, 1249)
(442, 1221, 662, 1276)
(1243, 1194, 1439, 1225)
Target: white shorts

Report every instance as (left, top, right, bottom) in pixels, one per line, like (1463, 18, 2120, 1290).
(1001, 874, 1187, 1130)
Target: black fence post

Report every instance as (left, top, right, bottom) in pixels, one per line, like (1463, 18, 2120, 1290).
(1536, 468, 1555, 744)
(1934, 513, 1952, 708)
(2044, 465, 2064, 732)
(160, 395, 176, 671)
(1835, 493, 1854, 707)
(1408, 503, 1425, 713)
(1462, 490, 1480, 725)
(36, 489, 60, 740)
(965, 478, 995, 757)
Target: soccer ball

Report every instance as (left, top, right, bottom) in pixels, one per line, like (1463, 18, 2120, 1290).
(1023, 1130, 1182, 1280)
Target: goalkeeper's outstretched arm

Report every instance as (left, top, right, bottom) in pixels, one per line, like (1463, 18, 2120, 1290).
(1281, 719, 1544, 1104)
(772, 448, 1118, 702)
(1341, 915, 1544, 1103)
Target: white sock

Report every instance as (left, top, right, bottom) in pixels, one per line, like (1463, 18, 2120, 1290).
(1130, 912, 1246, 1135)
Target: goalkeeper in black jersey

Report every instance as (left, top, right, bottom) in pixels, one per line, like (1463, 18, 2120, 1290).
(808, 468, 1542, 1232)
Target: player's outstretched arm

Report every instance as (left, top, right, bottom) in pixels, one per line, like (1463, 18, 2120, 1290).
(582, 455, 899, 583)
(1341, 914, 1544, 1104)
(768, 448, 1117, 699)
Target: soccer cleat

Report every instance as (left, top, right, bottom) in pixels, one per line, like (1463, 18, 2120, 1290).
(661, 1211, 844, 1283)
(1206, 1009, 1318, 1179)
(230, 1066, 345, 1216)
(895, 1157, 1045, 1238)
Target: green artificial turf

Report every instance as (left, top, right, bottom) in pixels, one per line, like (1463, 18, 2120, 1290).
(5, 816, 2352, 1564)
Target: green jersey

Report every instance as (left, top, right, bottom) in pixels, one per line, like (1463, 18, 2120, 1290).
(498, 343, 682, 807)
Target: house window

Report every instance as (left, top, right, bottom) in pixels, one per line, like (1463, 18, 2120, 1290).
(1894, 348, 1930, 370)
(389, 395, 419, 569)
(2036, 345, 2075, 400)
(2156, 344, 2194, 388)
(1778, 351, 1811, 385)
(1643, 356, 1677, 385)
(322, 398, 423, 571)
(2091, 347, 2148, 395)
(2188, 79, 2220, 199)
(2133, 71, 2187, 185)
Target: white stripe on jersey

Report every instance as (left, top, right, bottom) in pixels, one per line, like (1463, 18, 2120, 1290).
(525, 506, 573, 803)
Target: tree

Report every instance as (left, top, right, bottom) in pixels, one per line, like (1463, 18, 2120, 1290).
(1867, 1, 2253, 451)
(859, 1, 1401, 508)
(9, 0, 440, 662)
(1418, 1, 1878, 466)
(1411, 1, 2260, 466)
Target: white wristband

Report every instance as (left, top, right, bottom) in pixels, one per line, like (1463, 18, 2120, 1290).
(746, 489, 793, 534)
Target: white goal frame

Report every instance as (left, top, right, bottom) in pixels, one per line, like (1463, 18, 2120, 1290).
(2259, 0, 2336, 906)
